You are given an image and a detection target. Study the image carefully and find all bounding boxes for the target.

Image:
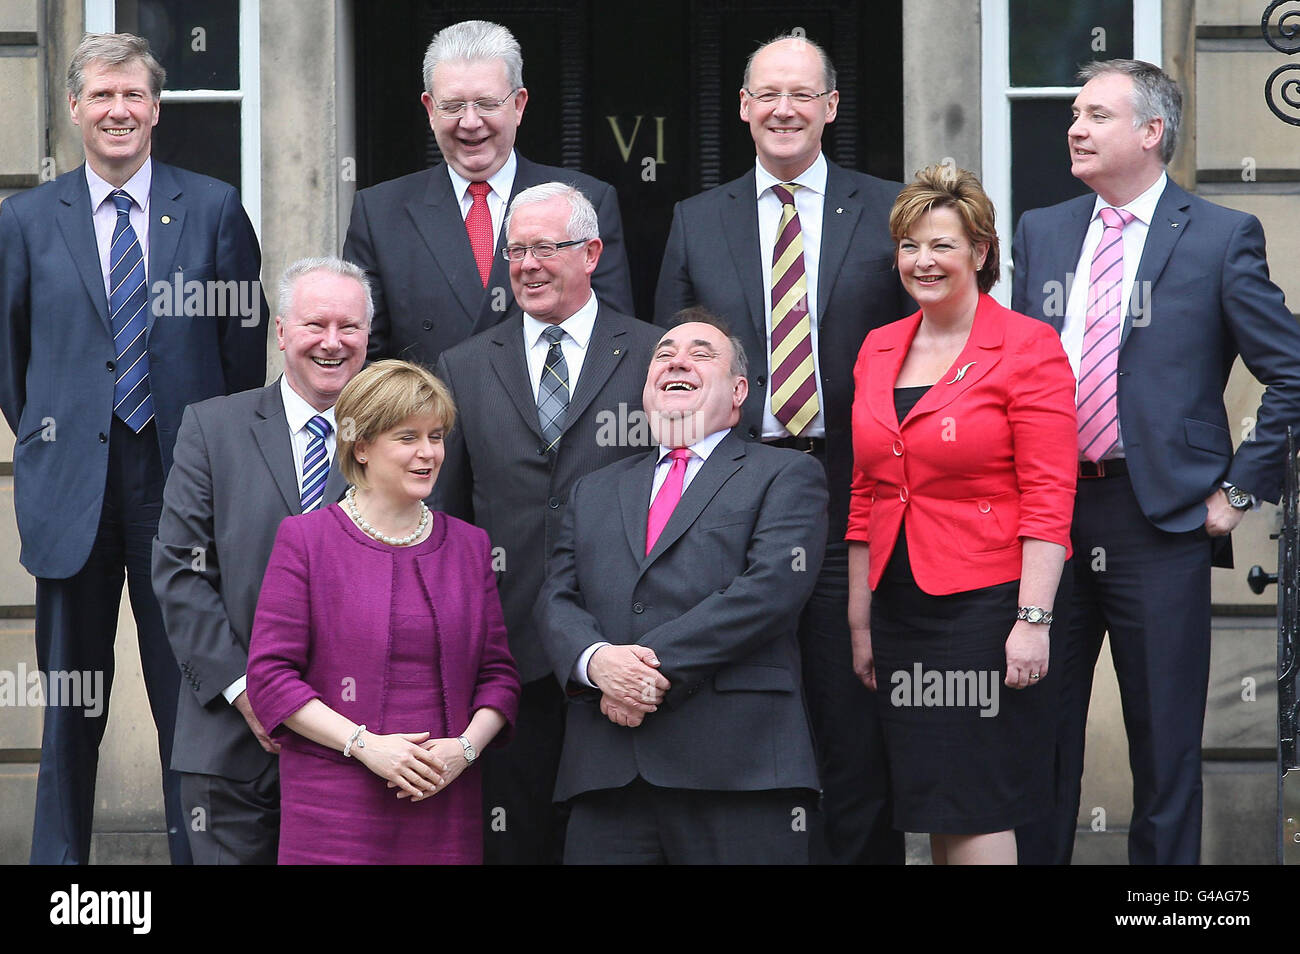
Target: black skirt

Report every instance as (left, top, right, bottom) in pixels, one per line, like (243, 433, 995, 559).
(870, 526, 1053, 834)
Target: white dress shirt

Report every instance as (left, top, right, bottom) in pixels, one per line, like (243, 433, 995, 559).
(87, 158, 152, 295)
(573, 427, 731, 687)
(755, 152, 828, 439)
(1062, 172, 1167, 459)
(523, 291, 598, 399)
(446, 149, 518, 252)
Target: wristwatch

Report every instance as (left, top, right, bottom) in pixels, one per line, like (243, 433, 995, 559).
(1016, 606, 1053, 625)
(1223, 483, 1252, 511)
(457, 735, 477, 763)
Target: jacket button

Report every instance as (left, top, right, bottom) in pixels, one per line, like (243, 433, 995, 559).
(978, 500, 991, 513)
(632, 601, 644, 614)
(105, 361, 115, 372)
(548, 496, 560, 509)
(422, 319, 432, 330)
(899, 486, 909, 503)
(98, 432, 108, 443)
(892, 439, 904, 456)
(747, 426, 758, 439)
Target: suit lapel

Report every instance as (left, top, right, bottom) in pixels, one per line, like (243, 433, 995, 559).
(1121, 181, 1190, 350)
(641, 434, 745, 571)
(1044, 198, 1094, 333)
(817, 162, 862, 322)
(906, 296, 1005, 419)
(56, 169, 111, 333)
(488, 317, 544, 441)
(251, 381, 306, 514)
(565, 307, 630, 429)
(864, 316, 917, 436)
(147, 162, 185, 335)
(720, 172, 766, 341)
(619, 452, 656, 559)
(406, 165, 481, 324)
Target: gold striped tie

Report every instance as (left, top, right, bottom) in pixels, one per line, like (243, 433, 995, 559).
(769, 183, 818, 435)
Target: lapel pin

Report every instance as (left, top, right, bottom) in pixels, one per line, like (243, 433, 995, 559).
(613, 349, 621, 355)
(836, 207, 844, 214)
(945, 361, 976, 384)
(160, 215, 171, 224)
(1171, 222, 1179, 229)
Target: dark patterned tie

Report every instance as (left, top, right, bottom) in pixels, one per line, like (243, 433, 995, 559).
(300, 415, 332, 512)
(536, 325, 569, 453)
(108, 189, 154, 431)
(769, 183, 818, 435)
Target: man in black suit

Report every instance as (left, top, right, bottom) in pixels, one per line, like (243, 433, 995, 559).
(152, 258, 368, 863)
(0, 33, 267, 864)
(434, 182, 659, 864)
(1012, 59, 1300, 864)
(343, 18, 633, 367)
(654, 33, 910, 864)
(536, 313, 827, 864)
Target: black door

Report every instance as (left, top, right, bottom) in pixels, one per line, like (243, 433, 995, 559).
(353, 0, 904, 319)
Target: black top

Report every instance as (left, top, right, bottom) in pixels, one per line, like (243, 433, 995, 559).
(894, 385, 931, 424)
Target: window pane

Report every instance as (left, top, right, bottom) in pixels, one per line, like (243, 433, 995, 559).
(1009, 0, 1132, 87)
(116, 0, 239, 90)
(152, 102, 241, 193)
(1011, 99, 1089, 227)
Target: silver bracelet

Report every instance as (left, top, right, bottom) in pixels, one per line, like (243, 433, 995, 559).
(344, 723, 367, 758)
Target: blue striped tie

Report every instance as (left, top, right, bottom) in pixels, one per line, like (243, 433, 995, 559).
(108, 190, 154, 431)
(300, 415, 332, 512)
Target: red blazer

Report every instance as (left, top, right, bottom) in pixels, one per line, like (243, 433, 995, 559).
(846, 294, 1077, 594)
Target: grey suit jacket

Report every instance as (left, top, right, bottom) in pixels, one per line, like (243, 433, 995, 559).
(343, 153, 634, 367)
(536, 432, 827, 801)
(0, 161, 268, 580)
(434, 305, 661, 683)
(152, 380, 346, 779)
(654, 159, 911, 541)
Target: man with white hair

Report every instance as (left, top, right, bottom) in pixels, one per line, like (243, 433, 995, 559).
(435, 182, 658, 863)
(345, 19, 633, 368)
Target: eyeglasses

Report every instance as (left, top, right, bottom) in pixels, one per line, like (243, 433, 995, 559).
(743, 89, 832, 105)
(433, 90, 519, 118)
(502, 239, 588, 262)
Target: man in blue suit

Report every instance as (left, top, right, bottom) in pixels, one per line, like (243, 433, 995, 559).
(1011, 59, 1300, 864)
(0, 33, 267, 864)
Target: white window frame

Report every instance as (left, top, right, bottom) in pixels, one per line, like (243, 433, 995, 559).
(84, 0, 261, 237)
(980, 0, 1161, 303)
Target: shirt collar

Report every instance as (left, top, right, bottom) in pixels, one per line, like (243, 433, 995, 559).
(86, 157, 152, 214)
(755, 151, 827, 198)
(656, 427, 730, 464)
(446, 149, 518, 206)
(1091, 170, 1166, 227)
(523, 291, 598, 350)
(280, 374, 337, 434)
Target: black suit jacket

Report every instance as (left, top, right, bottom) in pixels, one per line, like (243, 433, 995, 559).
(654, 159, 911, 539)
(152, 381, 347, 779)
(1012, 179, 1300, 534)
(536, 432, 827, 801)
(433, 305, 661, 682)
(343, 153, 634, 367)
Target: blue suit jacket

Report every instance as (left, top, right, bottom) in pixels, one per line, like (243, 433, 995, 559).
(0, 161, 268, 579)
(1011, 179, 1300, 534)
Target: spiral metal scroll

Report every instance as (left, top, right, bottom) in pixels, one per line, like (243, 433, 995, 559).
(1265, 64, 1300, 126)
(1264, 0, 1300, 54)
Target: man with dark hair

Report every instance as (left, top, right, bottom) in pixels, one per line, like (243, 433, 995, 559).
(1012, 58, 1300, 864)
(0, 32, 267, 864)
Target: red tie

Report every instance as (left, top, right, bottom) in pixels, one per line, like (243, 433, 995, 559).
(646, 448, 692, 554)
(465, 181, 493, 287)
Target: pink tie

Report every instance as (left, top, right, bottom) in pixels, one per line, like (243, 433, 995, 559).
(1077, 206, 1135, 462)
(646, 448, 692, 554)
(465, 181, 493, 287)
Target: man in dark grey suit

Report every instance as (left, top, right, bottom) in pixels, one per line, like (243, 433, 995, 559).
(0, 33, 266, 865)
(343, 19, 633, 367)
(434, 182, 659, 864)
(654, 33, 909, 864)
(152, 258, 369, 863)
(536, 313, 827, 864)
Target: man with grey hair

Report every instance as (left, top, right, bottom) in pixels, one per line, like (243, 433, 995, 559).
(153, 258, 370, 864)
(655, 32, 911, 865)
(344, 18, 633, 369)
(434, 182, 659, 863)
(1012, 58, 1300, 864)
(0, 32, 266, 865)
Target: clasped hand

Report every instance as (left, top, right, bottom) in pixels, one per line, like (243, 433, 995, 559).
(590, 644, 670, 728)
(350, 729, 462, 801)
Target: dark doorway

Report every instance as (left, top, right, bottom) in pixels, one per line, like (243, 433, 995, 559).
(353, 0, 904, 319)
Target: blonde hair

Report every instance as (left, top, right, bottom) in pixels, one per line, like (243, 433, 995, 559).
(890, 162, 1000, 294)
(334, 360, 456, 488)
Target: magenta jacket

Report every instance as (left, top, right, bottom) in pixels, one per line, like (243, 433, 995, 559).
(247, 505, 520, 762)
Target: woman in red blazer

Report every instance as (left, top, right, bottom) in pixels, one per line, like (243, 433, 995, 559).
(846, 164, 1077, 864)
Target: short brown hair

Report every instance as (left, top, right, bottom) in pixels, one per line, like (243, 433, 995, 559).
(335, 360, 456, 489)
(889, 162, 1000, 294)
(67, 33, 166, 99)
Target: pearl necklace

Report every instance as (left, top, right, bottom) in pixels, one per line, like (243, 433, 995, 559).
(345, 486, 430, 546)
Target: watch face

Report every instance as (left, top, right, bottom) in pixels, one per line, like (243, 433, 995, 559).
(1027, 608, 1043, 623)
(1227, 487, 1250, 509)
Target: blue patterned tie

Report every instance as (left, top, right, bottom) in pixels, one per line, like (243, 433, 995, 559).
(108, 189, 154, 431)
(300, 415, 332, 512)
(536, 325, 569, 453)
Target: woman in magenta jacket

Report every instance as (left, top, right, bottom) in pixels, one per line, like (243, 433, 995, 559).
(846, 164, 1077, 865)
